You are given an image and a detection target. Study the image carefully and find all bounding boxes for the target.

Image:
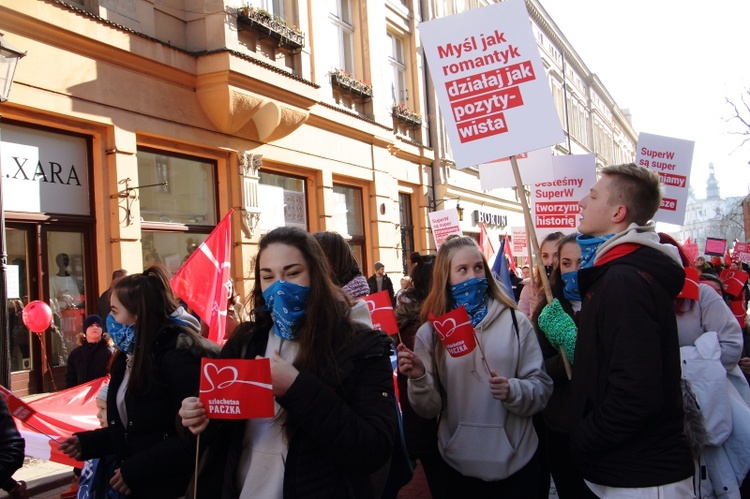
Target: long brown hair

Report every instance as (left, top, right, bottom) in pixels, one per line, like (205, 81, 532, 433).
(111, 265, 191, 391)
(249, 227, 356, 378)
(421, 236, 516, 369)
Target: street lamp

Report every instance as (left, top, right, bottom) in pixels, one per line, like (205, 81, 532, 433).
(430, 196, 464, 221)
(0, 33, 26, 388)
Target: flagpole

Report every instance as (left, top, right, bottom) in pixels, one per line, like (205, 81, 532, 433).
(193, 433, 200, 498)
(510, 155, 572, 379)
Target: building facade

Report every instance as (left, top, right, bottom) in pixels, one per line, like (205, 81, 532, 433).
(672, 163, 746, 250)
(0, 0, 635, 394)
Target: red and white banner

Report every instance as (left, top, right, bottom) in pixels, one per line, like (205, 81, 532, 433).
(428, 208, 462, 249)
(429, 306, 476, 357)
(531, 154, 596, 240)
(511, 226, 527, 256)
(172, 209, 234, 344)
(199, 358, 274, 420)
(1, 377, 107, 466)
(364, 290, 399, 335)
(635, 132, 695, 226)
(418, 0, 564, 170)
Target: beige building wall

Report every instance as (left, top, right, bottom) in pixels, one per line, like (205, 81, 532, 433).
(0, 0, 638, 393)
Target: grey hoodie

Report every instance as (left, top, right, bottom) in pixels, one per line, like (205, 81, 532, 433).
(408, 297, 552, 481)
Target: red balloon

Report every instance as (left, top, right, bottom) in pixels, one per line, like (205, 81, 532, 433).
(22, 300, 53, 333)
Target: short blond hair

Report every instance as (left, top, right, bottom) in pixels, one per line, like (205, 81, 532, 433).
(601, 163, 662, 225)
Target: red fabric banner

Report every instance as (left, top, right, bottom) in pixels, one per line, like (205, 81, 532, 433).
(429, 306, 476, 357)
(720, 269, 749, 298)
(171, 209, 234, 344)
(677, 267, 700, 301)
(199, 358, 274, 420)
(1, 377, 107, 466)
(364, 290, 399, 335)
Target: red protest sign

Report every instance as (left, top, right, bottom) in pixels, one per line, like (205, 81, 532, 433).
(720, 269, 749, 298)
(364, 290, 399, 335)
(677, 267, 700, 301)
(705, 237, 727, 257)
(729, 299, 747, 329)
(429, 306, 476, 357)
(199, 358, 274, 420)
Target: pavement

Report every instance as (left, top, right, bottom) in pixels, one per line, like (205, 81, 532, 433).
(4, 448, 560, 499)
(0, 456, 73, 498)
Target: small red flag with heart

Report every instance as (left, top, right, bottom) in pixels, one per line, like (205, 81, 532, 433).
(677, 267, 700, 301)
(428, 306, 476, 358)
(199, 358, 275, 420)
(364, 290, 399, 335)
(720, 269, 749, 298)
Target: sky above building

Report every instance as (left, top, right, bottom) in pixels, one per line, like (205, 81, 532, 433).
(538, 0, 750, 199)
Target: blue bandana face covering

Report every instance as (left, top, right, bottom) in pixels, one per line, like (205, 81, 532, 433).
(450, 277, 489, 327)
(561, 271, 582, 302)
(106, 314, 135, 355)
(577, 233, 615, 270)
(262, 280, 310, 340)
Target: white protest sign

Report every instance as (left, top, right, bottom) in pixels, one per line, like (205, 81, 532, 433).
(418, 0, 564, 170)
(478, 147, 555, 190)
(429, 208, 463, 248)
(532, 154, 596, 239)
(734, 242, 750, 264)
(511, 226, 528, 255)
(635, 133, 694, 226)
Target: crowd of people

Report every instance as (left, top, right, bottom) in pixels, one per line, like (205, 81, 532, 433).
(2, 162, 750, 499)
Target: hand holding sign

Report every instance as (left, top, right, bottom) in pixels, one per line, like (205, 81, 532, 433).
(489, 371, 511, 402)
(397, 344, 426, 379)
(198, 358, 274, 420)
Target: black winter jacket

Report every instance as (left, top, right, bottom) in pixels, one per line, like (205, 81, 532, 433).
(0, 397, 24, 486)
(193, 324, 397, 499)
(76, 325, 215, 498)
(65, 339, 113, 388)
(571, 245, 693, 487)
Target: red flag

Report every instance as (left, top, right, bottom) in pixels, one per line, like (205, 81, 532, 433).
(2, 377, 107, 466)
(428, 306, 476, 357)
(677, 267, 700, 301)
(364, 290, 399, 335)
(479, 223, 494, 263)
(729, 299, 747, 329)
(503, 235, 516, 272)
(172, 210, 234, 344)
(720, 269, 749, 297)
(199, 358, 274, 419)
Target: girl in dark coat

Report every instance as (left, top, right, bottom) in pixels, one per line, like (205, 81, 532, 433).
(65, 314, 112, 388)
(179, 226, 396, 499)
(58, 266, 219, 498)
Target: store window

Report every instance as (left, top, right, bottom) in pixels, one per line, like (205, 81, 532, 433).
(331, 184, 365, 267)
(137, 149, 217, 276)
(258, 171, 308, 232)
(47, 231, 87, 367)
